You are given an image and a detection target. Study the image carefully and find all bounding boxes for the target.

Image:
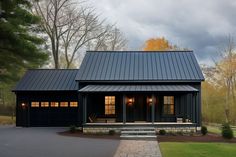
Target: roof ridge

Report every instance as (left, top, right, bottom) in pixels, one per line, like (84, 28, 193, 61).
(86, 50, 193, 53)
(27, 69, 79, 70)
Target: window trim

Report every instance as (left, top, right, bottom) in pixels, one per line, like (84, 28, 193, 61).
(163, 96, 175, 115)
(105, 96, 116, 115)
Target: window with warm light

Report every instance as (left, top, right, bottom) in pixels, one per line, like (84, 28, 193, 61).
(50, 102, 59, 107)
(105, 96, 115, 115)
(31, 102, 39, 107)
(70, 102, 78, 107)
(60, 102, 68, 107)
(41, 102, 49, 107)
(163, 96, 174, 115)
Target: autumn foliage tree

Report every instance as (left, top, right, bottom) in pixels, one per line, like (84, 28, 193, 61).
(143, 37, 176, 51)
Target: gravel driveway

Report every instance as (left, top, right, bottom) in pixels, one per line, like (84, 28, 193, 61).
(0, 125, 120, 157)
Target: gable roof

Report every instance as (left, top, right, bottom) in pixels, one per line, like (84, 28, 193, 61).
(13, 69, 78, 92)
(76, 51, 204, 82)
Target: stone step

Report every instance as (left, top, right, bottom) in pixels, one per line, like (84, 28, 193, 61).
(121, 127, 155, 131)
(121, 130, 156, 134)
(120, 127, 156, 139)
(120, 135, 157, 138)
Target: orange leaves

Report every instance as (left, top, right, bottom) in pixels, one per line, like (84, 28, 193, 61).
(143, 37, 175, 51)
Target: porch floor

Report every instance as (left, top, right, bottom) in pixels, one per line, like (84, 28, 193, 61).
(85, 122, 195, 126)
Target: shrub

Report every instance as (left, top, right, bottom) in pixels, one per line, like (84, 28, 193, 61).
(159, 129, 166, 135)
(70, 125, 76, 133)
(109, 130, 115, 135)
(222, 123, 234, 139)
(201, 126, 208, 135)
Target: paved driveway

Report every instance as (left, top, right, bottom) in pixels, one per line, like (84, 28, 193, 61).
(0, 126, 120, 157)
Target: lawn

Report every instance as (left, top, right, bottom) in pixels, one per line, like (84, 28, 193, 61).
(160, 142, 236, 157)
(0, 115, 15, 125)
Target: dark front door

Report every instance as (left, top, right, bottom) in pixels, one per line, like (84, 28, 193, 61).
(134, 95, 146, 121)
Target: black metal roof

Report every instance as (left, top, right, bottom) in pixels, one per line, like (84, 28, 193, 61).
(76, 51, 204, 82)
(79, 85, 198, 92)
(13, 69, 78, 91)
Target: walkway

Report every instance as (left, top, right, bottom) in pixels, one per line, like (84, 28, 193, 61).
(114, 140, 162, 157)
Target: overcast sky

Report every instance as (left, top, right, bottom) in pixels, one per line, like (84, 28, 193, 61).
(89, 0, 236, 65)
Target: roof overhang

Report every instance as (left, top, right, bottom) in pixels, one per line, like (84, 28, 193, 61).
(79, 85, 198, 93)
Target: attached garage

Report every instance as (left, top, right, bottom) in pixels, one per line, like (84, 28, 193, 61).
(13, 69, 80, 127)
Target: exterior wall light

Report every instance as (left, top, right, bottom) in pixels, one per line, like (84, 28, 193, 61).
(21, 103, 27, 109)
(127, 97, 134, 106)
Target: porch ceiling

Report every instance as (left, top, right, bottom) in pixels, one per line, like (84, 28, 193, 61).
(79, 85, 198, 92)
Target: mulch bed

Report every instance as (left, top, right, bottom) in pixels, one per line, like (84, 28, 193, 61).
(58, 131, 120, 140)
(59, 131, 236, 143)
(157, 133, 236, 143)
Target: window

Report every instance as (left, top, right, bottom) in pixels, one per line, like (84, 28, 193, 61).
(60, 102, 68, 107)
(31, 102, 39, 107)
(50, 102, 59, 107)
(105, 96, 115, 115)
(70, 102, 78, 107)
(41, 102, 49, 107)
(163, 96, 174, 115)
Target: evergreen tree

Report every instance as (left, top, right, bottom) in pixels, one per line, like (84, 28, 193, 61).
(0, 0, 48, 83)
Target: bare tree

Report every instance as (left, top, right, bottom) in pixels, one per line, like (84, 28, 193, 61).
(61, 7, 108, 68)
(32, 0, 109, 68)
(87, 25, 127, 51)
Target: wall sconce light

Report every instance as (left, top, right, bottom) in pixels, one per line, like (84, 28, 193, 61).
(147, 96, 154, 105)
(127, 97, 134, 106)
(21, 103, 27, 109)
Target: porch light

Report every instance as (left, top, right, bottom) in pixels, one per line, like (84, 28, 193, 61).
(127, 97, 134, 106)
(148, 98, 153, 103)
(147, 97, 153, 105)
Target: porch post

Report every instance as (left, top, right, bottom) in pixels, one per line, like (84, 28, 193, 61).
(83, 94, 87, 125)
(152, 94, 155, 124)
(123, 94, 126, 124)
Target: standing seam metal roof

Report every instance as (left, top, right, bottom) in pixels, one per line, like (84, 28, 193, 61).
(79, 85, 198, 92)
(13, 69, 78, 91)
(76, 51, 204, 81)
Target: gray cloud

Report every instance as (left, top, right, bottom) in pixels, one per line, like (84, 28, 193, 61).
(89, 0, 236, 65)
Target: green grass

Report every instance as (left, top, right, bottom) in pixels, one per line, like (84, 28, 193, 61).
(160, 142, 236, 157)
(0, 115, 15, 125)
(207, 125, 236, 135)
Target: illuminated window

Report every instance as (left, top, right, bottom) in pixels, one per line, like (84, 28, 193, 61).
(31, 102, 39, 107)
(163, 96, 174, 115)
(70, 102, 78, 107)
(50, 102, 59, 107)
(105, 96, 115, 115)
(41, 102, 49, 107)
(60, 102, 68, 107)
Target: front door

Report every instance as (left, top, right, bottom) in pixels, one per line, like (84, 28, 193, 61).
(134, 95, 146, 121)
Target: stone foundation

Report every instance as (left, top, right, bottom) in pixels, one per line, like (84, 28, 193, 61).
(83, 126, 197, 134)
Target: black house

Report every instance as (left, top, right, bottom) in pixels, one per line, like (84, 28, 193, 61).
(13, 51, 204, 132)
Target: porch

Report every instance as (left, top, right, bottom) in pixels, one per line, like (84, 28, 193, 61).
(80, 85, 200, 128)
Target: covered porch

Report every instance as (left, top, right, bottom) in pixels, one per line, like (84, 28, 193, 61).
(80, 85, 200, 127)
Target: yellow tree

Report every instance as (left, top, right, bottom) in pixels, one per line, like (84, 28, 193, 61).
(143, 37, 176, 51)
(216, 36, 236, 123)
